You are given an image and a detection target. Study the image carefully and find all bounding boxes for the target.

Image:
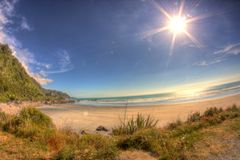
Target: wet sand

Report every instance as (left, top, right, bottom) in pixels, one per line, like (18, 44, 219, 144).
(38, 94, 240, 133)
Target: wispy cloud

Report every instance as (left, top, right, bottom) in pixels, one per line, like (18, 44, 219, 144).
(39, 50, 74, 74)
(194, 42, 240, 66)
(214, 43, 240, 56)
(193, 58, 223, 66)
(0, 0, 73, 85)
(20, 17, 32, 31)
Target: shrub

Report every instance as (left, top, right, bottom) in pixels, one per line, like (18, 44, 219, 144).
(226, 104, 239, 112)
(203, 107, 223, 117)
(55, 134, 118, 160)
(2, 107, 56, 145)
(117, 128, 161, 154)
(78, 134, 118, 160)
(167, 119, 182, 129)
(19, 107, 53, 128)
(117, 128, 189, 159)
(187, 112, 201, 123)
(0, 111, 9, 128)
(112, 114, 158, 135)
(54, 145, 75, 160)
(0, 111, 7, 121)
(47, 132, 66, 151)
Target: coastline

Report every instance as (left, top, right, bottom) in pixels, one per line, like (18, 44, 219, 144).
(1, 94, 239, 132)
(38, 94, 240, 133)
(0, 101, 42, 115)
(0, 100, 74, 115)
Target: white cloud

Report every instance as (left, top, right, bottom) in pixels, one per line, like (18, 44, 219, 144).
(193, 58, 223, 66)
(194, 42, 240, 67)
(41, 50, 74, 74)
(0, 0, 51, 85)
(0, 0, 73, 85)
(214, 43, 240, 56)
(20, 17, 32, 31)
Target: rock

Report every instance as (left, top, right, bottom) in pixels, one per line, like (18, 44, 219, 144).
(81, 130, 87, 135)
(96, 125, 108, 132)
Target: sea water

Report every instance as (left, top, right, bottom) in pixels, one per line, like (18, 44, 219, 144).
(75, 81, 240, 107)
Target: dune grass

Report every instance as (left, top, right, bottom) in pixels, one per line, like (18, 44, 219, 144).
(112, 114, 158, 135)
(0, 105, 240, 160)
(115, 105, 240, 159)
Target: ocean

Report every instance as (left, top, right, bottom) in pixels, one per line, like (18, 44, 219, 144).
(75, 81, 240, 106)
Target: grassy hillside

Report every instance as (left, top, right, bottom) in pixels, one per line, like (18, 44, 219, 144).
(0, 105, 239, 160)
(0, 44, 69, 102)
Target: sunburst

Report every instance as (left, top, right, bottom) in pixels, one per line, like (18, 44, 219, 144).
(145, 0, 203, 55)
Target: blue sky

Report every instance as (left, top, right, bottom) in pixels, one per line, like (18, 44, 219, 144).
(0, 0, 240, 98)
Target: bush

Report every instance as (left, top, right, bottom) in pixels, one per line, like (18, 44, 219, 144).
(187, 112, 201, 123)
(0, 111, 7, 121)
(2, 107, 55, 144)
(226, 104, 239, 112)
(204, 107, 223, 117)
(55, 134, 118, 160)
(117, 128, 189, 159)
(112, 114, 158, 135)
(54, 145, 75, 160)
(117, 129, 161, 154)
(0, 111, 9, 128)
(19, 107, 53, 128)
(167, 119, 182, 129)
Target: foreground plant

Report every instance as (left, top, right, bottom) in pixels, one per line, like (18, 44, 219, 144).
(0, 105, 240, 160)
(112, 113, 158, 135)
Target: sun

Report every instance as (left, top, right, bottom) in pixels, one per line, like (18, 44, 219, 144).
(168, 16, 187, 34)
(144, 1, 203, 54)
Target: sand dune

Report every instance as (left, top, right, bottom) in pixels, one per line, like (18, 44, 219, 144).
(38, 94, 240, 133)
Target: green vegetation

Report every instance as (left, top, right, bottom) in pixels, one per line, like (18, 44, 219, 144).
(112, 114, 158, 135)
(2, 108, 55, 144)
(0, 44, 70, 102)
(0, 105, 240, 159)
(55, 134, 118, 160)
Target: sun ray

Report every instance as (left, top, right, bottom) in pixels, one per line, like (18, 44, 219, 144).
(153, 1, 172, 20)
(183, 30, 202, 48)
(170, 32, 177, 55)
(186, 13, 212, 23)
(142, 26, 168, 39)
(186, 8, 228, 24)
(178, 0, 185, 16)
(146, 0, 206, 54)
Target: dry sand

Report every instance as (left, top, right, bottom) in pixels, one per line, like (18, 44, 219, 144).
(38, 94, 240, 133)
(0, 101, 42, 115)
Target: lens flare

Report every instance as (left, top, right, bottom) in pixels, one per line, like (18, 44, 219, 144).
(168, 16, 187, 34)
(145, 0, 205, 55)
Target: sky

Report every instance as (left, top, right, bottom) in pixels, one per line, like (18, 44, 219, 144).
(0, 0, 240, 98)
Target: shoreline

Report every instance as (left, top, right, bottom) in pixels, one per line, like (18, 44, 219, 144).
(1, 94, 240, 133)
(0, 100, 74, 115)
(38, 94, 240, 133)
(0, 101, 43, 115)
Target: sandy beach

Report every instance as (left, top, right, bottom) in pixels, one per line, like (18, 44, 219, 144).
(37, 94, 240, 133)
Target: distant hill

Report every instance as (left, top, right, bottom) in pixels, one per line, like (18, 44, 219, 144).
(0, 44, 69, 102)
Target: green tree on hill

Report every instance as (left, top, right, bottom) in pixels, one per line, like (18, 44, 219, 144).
(0, 44, 69, 102)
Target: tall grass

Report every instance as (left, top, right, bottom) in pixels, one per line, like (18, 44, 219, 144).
(0, 105, 240, 160)
(187, 111, 201, 123)
(2, 107, 56, 147)
(0, 111, 10, 128)
(204, 107, 223, 117)
(112, 113, 158, 135)
(167, 119, 182, 129)
(55, 134, 118, 160)
(117, 105, 240, 159)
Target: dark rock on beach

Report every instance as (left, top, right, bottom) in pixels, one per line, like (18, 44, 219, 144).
(81, 130, 87, 135)
(96, 125, 108, 132)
